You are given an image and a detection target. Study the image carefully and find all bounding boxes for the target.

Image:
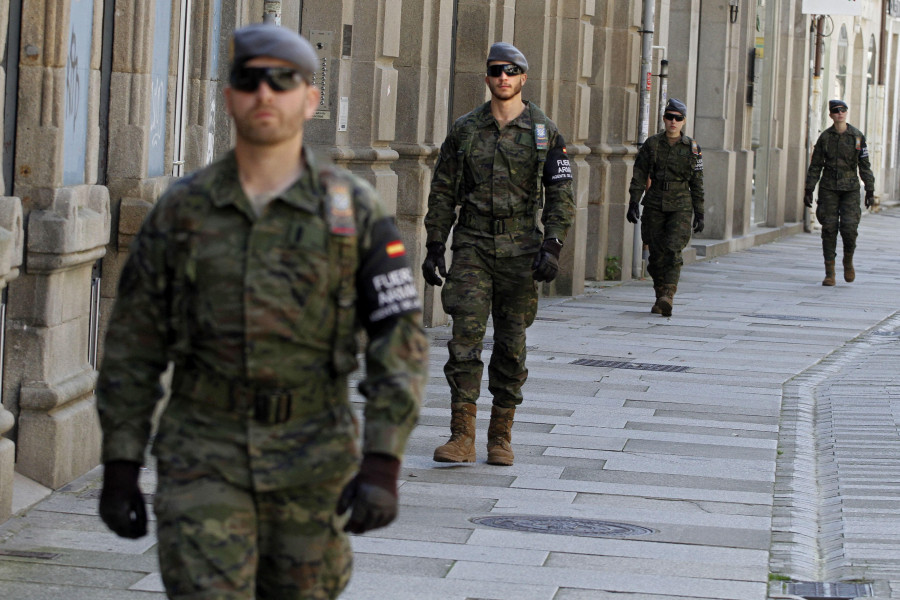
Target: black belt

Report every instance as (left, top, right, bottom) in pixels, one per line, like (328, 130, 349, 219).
(458, 210, 531, 235)
(651, 181, 689, 192)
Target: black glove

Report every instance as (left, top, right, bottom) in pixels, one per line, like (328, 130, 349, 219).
(421, 242, 447, 286)
(532, 238, 563, 283)
(804, 190, 814, 208)
(99, 460, 147, 539)
(692, 213, 704, 234)
(626, 200, 641, 224)
(865, 190, 874, 208)
(337, 453, 400, 534)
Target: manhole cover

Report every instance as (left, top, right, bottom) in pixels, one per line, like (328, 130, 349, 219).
(570, 358, 690, 373)
(744, 313, 827, 322)
(471, 515, 655, 538)
(785, 581, 873, 599)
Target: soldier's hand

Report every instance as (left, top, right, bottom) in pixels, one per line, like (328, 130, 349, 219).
(532, 238, 563, 283)
(337, 453, 400, 534)
(804, 190, 814, 208)
(421, 242, 447, 286)
(626, 200, 641, 224)
(865, 190, 875, 208)
(99, 460, 147, 539)
(692, 213, 705, 234)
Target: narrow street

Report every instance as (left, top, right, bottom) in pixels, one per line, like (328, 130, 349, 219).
(2, 208, 900, 599)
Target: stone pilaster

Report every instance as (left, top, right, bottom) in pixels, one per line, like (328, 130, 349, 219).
(0, 197, 24, 522)
(8, 0, 111, 489)
(10, 186, 109, 488)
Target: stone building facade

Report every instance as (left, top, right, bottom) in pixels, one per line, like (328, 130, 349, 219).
(0, 0, 897, 523)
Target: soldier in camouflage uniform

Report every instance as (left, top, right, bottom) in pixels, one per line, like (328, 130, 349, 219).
(627, 98, 704, 317)
(96, 24, 426, 600)
(804, 99, 875, 286)
(422, 42, 574, 466)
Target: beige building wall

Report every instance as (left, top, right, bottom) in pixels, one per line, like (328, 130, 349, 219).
(3, 0, 900, 525)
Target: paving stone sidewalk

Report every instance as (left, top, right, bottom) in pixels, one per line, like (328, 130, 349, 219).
(2, 208, 900, 599)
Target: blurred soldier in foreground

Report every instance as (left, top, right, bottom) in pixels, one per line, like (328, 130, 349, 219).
(805, 99, 875, 286)
(96, 23, 426, 599)
(423, 42, 574, 466)
(627, 98, 705, 317)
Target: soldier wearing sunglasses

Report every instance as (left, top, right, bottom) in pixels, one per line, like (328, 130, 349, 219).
(627, 98, 705, 317)
(424, 42, 574, 466)
(95, 23, 427, 599)
(804, 99, 875, 286)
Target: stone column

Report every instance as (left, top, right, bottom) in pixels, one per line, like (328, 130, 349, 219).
(780, 1, 808, 225)
(692, 0, 738, 241)
(521, 0, 593, 296)
(586, 2, 642, 281)
(391, 0, 455, 327)
(729, 0, 757, 238)
(0, 197, 24, 522)
(7, 0, 111, 488)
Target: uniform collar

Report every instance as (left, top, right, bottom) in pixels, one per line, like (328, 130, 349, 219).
(474, 100, 533, 129)
(205, 148, 323, 216)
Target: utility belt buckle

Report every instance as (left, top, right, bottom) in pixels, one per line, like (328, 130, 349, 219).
(491, 218, 507, 235)
(253, 391, 293, 424)
(661, 181, 670, 191)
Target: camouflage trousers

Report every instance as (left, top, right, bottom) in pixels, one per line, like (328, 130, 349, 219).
(815, 188, 861, 261)
(154, 470, 352, 600)
(640, 206, 693, 286)
(441, 244, 538, 409)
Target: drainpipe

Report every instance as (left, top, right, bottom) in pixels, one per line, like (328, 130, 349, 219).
(263, 1, 282, 25)
(806, 15, 825, 232)
(633, 0, 655, 280)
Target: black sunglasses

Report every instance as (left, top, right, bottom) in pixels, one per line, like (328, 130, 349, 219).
(230, 66, 306, 92)
(487, 63, 524, 77)
(830, 107, 847, 114)
(663, 113, 685, 122)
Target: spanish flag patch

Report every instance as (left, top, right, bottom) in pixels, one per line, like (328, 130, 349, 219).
(386, 240, 406, 257)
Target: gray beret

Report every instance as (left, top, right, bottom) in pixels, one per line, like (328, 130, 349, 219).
(665, 98, 687, 116)
(487, 42, 528, 73)
(231, 24, 318, 82)
(829, 99, 848, 111)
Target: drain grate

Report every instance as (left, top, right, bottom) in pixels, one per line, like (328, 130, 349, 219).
(570, 358, 690, 373)
(785, 581, 873, 599)
(471, 515, 655, 538)
(744, 313, 827, 322)
(0, 550, 60, 560)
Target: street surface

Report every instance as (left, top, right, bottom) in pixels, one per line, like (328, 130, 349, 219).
(2, 207, 900, 599)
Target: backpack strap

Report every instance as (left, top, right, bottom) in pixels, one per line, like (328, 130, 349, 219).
(530, 102, 549, 214)
(321, 167, 361, 376)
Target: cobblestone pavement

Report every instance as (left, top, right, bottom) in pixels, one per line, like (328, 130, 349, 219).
(2, 208, 900, 599)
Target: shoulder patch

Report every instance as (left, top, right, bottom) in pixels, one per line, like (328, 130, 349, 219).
(357, 218, 421, 331)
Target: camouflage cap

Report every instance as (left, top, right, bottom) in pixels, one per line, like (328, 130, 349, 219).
(829, 99, 849, 112)
(665, 98, 688, 116)
(486, 42, 528, 73)
(231, 23, 318, 82)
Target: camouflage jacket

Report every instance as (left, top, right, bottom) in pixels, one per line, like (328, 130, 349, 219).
(424, 101, 575, 258)
(96, 149, 427, 491)
(806, 124, 875, 193)
(629, 131, 704, 215)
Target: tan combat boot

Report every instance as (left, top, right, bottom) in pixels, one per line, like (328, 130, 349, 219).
(843, 254, 855, 282)
(486, 406, 516, 466)
(433, 402, 477, 462)
(822, 260, 836, 286)
(651, 285, 664, 314)
(657, 284, 677, 317)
